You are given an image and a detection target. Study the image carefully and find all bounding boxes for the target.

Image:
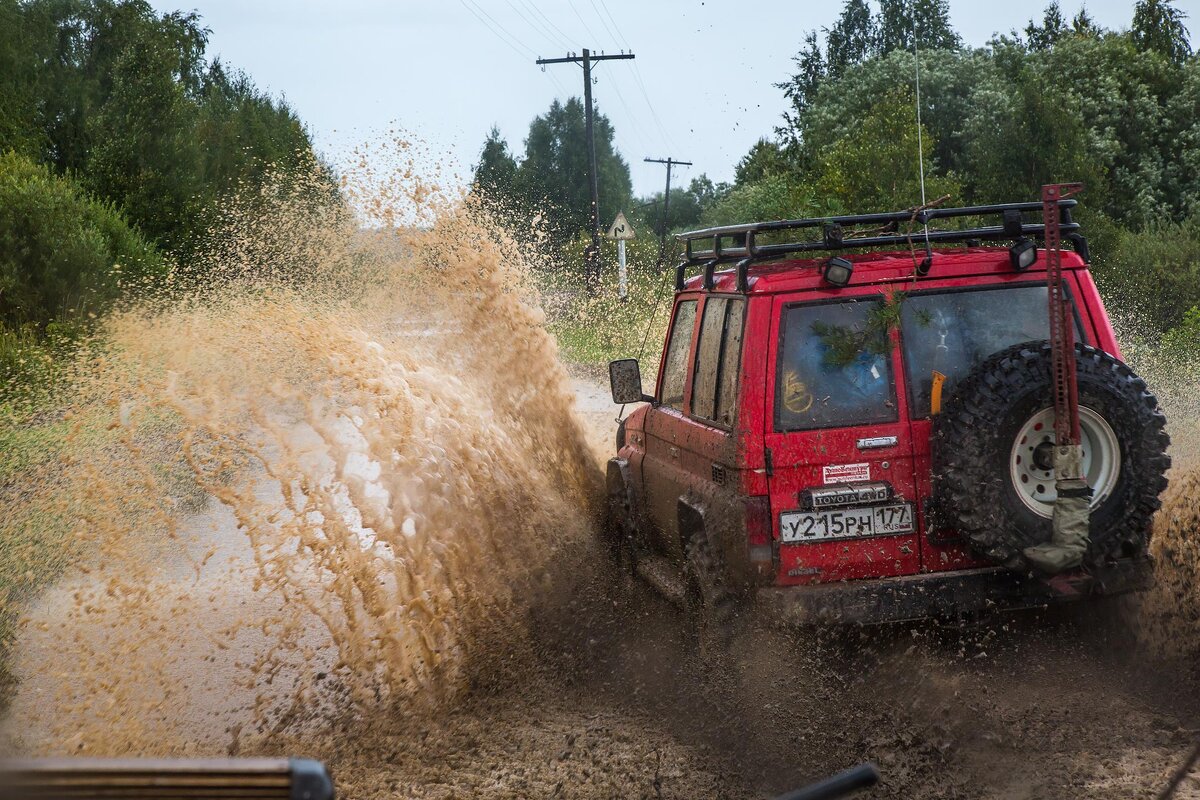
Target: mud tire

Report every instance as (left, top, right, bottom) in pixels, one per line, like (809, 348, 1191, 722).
(932, 341, 1170, 569)
(685, 527, 738, 659)
(605, 478, 638, 588)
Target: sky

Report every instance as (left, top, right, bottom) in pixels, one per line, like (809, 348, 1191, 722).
(151, 0, 1200, 200)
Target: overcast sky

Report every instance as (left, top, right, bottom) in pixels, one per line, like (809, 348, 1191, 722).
(151, 0, 1198, 199)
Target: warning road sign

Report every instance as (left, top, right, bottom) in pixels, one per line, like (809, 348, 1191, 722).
(606, 211, 635, 241)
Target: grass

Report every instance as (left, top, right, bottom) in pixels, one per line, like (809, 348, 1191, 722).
(542, 249, 676, 370)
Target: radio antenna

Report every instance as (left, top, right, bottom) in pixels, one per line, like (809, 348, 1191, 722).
(912, 3, 933, 272)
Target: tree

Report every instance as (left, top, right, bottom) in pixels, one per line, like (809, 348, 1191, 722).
(1025, 2, 1068, 51)
(517, 97, 632, 241)
(735, 139, 789, 185)
(636, 175, 729, 235)
(1132, 0, 1192, 63)
(960, 62, 1102, 206)
(0, 151, 164, 332)
(777, 31, 826, 146)
(826, 0, 877, 78)
(471, 126, 518, 204)
(877, 0, 959, 55)
(813, 90, 960, 213)
(84, 29, 203, 256)
(1072, 7, 1101, 37)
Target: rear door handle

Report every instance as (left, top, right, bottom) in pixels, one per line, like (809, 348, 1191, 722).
(669, 446, 680, 459)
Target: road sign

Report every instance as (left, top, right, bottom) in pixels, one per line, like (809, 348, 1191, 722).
(607, 211, 635, 241)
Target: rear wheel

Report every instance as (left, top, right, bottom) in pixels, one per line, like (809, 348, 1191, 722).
(685, 527, 738, 660)
(605, 479, 638, 589)
(932, 341, 1170, 569)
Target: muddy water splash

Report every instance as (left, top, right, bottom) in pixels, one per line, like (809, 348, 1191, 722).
(2, 152, 601, 754)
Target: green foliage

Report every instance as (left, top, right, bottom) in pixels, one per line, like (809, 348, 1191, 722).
(771, 10, 1197, 230)
(0, 0, 321, 264)
(777, 31, 827, 140)
(1025, 2, 1068, 51)
(473, 125, 519, 204)
(811, 294, 905, 368)
(826, 0, 876, 79)
(1132, 0, 1192, 63)
(877, 0, 959, 55)
(1092, 216, 1200, 335)
(0, 151, 164, 405)
(543, 234, 675, 367)
(0, 151, 164, 331)
(814, 90, 960, 213)
(701, 173, 818, 227)
(635, 175, 730, 237)
(735, 139, 790, 185)
(470, 98, 632, 251)
(1162, 306, 1200, 358)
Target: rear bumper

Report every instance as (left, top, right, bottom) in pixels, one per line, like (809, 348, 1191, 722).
(756, 557, 1154, 626)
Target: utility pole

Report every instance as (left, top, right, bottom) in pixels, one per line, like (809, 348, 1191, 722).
(536, 49, 635, 283)
(644, 157, 692, 269)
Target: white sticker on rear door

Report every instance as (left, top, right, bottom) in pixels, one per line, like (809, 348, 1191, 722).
(822, 462, 870, 484)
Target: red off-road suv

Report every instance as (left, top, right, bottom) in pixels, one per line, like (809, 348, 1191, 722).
(606, 200, 1170, 629)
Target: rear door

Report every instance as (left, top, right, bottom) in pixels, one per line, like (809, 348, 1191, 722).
(764, 293, 920, 584)
(642, 297, 699, 554)
(896, 278, 1090, 572)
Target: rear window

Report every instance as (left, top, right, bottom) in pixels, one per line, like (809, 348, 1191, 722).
(899, 284, 1084, 419)
(775, 298, 897, 431)
(659, 299, 697, 409)
(691, 296, 746, 428)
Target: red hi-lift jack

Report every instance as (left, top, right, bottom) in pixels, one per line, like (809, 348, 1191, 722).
(1024, 182, 1091, 575)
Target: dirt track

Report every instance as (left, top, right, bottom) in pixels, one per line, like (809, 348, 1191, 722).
(284, 376, 1200, 800)
(7, 374, 1200, 799)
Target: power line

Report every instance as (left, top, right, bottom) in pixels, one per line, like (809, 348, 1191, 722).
(605, 71, 652, 154)
(629, 61, 678, 151)
(587, 0, 620, 44)
(596, 0, 631, 51)
(503, 0, 567, 52)
(566, 1, 603, 44)
(537, 49, 636, 283)
(520, 0, 575, 48)
(460, 0, 536, 59)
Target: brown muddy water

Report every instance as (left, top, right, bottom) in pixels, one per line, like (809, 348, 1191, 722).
(3, 155, 1200, 799)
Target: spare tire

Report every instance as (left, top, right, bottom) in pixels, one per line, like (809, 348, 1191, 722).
(932, 341, 1170, 569)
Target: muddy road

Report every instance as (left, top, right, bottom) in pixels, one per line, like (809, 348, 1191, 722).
(7, 372, 1200, 799)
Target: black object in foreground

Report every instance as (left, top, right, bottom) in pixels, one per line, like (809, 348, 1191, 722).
(0, 758, 334, 800)
(773, 763, 881, 800)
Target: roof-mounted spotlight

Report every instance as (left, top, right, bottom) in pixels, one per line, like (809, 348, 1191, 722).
(823, 256, 854, 287)
(1010, 237, 1037, 271)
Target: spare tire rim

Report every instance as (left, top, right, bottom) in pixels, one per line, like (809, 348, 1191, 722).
(1008, 405, 1121, 519)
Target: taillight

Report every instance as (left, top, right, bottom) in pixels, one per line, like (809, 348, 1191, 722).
(746, 495, 773, 577)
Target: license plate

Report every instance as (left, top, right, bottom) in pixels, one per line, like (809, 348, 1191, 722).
(780, 503, 914, 543)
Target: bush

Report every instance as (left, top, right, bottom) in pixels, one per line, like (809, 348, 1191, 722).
(1091, 215, 1200, 335)
(0, 151, 165, 332)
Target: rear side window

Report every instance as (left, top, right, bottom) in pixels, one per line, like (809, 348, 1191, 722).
(899, 285, 1085, 418)
(691, 297, 746, 427)
(659, 299, 698, 409)
(775, 299, 897, 431)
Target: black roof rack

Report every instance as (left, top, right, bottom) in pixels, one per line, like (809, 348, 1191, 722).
(674, 200, 1087, 292)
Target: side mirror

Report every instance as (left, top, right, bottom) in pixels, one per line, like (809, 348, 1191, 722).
(609, 358, 651, 404)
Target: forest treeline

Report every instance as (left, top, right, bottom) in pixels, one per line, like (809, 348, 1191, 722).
(476, 0, 1200, 350)
(0, 0, 322, 393)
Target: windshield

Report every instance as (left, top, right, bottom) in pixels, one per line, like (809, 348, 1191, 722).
(775, 298, 897, 431)
(899, 284, 1083, 418)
